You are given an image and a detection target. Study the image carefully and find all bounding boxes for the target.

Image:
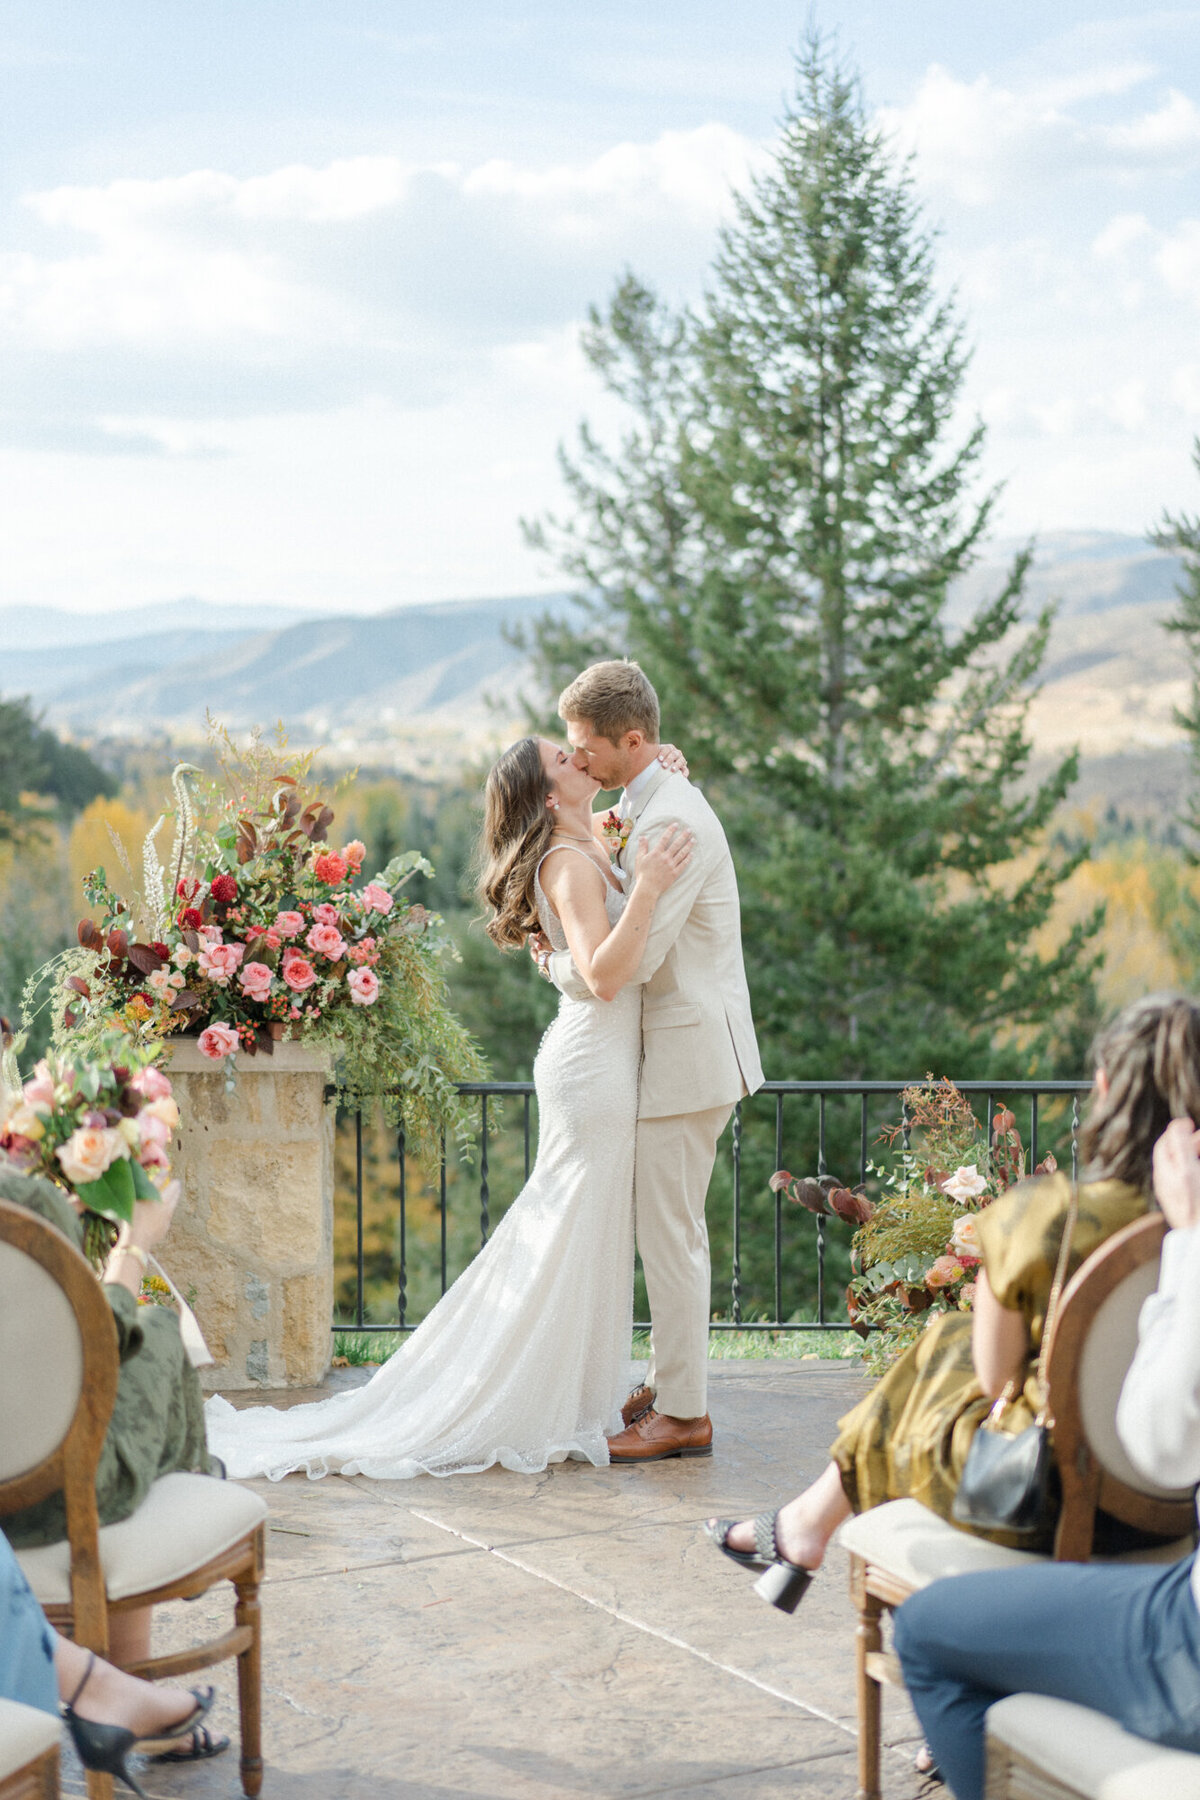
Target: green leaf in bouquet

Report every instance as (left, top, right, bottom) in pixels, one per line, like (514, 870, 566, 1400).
(130, 1161, 161, 1202)
(72, 1156, 137, 1225)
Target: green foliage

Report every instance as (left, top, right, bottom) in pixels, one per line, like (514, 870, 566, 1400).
(1157, 435, 1200, 876)
(519, 33, 1100, 1087)
(0, 697, 115, 845)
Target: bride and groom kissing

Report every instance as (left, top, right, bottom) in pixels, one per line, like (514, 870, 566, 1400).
(206, 658, 762, 1481)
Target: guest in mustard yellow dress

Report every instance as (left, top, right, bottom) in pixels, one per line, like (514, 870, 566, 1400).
(703, 993, 1196, 1606)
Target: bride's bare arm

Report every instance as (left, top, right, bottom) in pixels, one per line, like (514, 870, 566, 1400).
(538, 830, 693, 1002)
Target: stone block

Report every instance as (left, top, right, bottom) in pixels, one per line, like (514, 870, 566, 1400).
(163, 1039, 335, 1389)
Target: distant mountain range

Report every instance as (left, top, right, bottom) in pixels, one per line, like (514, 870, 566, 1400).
(0, 535, 1187, 802)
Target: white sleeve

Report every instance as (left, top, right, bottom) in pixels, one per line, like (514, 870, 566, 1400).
(1115, 1225, 1200, 1489)
(546, 946, 592, 1003)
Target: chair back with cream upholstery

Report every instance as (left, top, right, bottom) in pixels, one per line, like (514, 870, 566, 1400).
(1044, 1211, 1197, 1558)
(0, 1200, 117, 1659)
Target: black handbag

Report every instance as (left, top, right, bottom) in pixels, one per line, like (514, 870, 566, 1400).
(951, 1181, 1079, 1538)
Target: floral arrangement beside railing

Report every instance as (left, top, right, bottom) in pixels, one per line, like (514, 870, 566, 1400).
(24, 728, 484, 1160)
(771, 1078, 1056, 1369)
(0, 1032, 178, 1269)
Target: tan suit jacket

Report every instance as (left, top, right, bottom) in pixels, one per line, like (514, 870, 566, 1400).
(548, 766, 763, 1118)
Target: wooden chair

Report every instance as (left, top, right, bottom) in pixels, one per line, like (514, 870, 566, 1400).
(836, 1212, 1198, 1800)
(0, 1199, 268, 1800)
(0, 1703, 59, 1800)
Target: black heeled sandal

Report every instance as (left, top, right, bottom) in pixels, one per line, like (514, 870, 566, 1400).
(63, 1652, 147, 1799)
(749, 1515, 815, 1614)
(705, 1511, 783, 1573)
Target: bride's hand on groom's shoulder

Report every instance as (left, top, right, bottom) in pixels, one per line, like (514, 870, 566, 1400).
(635, 824, 694, 897)
(658, 744, 689, 777)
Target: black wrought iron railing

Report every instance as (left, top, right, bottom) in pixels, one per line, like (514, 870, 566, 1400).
(332, 1077, 1090, 1341)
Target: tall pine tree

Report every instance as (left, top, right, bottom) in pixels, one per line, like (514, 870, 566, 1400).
(524, 38, 1099, 1079)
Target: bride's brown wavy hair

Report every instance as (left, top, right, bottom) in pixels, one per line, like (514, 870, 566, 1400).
(1081, 992, 1200, 1193)
(479, 737, 555, 950)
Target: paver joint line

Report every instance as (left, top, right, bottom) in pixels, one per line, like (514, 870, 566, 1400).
(410, 1507, 856, 1740)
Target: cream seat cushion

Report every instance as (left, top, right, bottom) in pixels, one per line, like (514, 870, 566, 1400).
(987, 1693, 1200, 1799)
(835, 1498, 1192, 1590)
(15, 1472, 267, 1604)
(0, 1698, 59, 1778)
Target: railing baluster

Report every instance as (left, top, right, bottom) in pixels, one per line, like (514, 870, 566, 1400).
(396, 1126, 407, 1329)
(816, 1093, 827, 1326)
(1071, 1093, 1080, 1182)
(523, 1093, 531, 1182)
(774, 1092, 783, 1327)
(1030, 1094, 1039, 1173)
(439, 1129, 448, 1296)
(859, 1092, 869, 1187)
(479, 1094, 490, 1247)
(355, 1109, 364, 1329)
(731, 1101, 743, 1326)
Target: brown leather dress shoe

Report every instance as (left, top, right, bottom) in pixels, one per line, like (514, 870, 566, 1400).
(621, 1383, 656, 1428)
(606, 1408, 713, 1462)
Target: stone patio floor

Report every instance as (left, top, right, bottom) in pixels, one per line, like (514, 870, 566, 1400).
(63, 1360, 930, 1800)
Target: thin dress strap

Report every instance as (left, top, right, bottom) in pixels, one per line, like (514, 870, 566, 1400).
(534, 842, 613, 950)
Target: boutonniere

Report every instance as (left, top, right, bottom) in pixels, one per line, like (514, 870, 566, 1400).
(599, 809, 632, 860)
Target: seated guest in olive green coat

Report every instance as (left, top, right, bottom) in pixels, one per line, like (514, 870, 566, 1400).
(0, 1166, 217, 1708)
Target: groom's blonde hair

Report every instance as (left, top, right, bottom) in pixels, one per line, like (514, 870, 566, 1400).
(558, 660, 660, 744)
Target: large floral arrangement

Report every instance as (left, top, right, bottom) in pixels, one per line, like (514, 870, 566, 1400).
(27, 730, 484, 1160)
(0, 1033, 178, 1268)
(771, 1078, 1056, 1369)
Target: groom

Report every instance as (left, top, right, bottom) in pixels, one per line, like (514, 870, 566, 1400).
(546, 659, 763, 1461)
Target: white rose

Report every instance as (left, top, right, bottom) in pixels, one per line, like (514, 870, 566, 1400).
(951, 1214, 981, 1257)
(2, 1098, 46, 1140)
(172, 944, 193, 968)
(941, 1164, 988, 1205)
(117, 1117, 142, 1149)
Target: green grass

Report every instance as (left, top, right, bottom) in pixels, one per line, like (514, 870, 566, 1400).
(332, 1324, 868, 1369)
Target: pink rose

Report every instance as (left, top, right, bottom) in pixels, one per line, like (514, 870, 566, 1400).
(239, 960, 275, 1002)
(342, 839, 366, 872)
(129, 1064, 173, 1101)
(134, 1106, 173, 1149)
(281, 953, 318, 993)
(264, 930, 281, 950)
(274, 911, 305, 939)
(197, 923, 224, 946)
(22, 1061, 56, 1110)
(313, 903, 341, 926)
(359, 882, 394, 915)
(306, 923, 347, 960)
(198, 1022, 240, 1060)
(347, 967, 380, 1006)
(198, 942, 246, 985)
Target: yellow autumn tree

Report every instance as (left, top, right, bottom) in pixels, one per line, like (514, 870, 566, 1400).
(67, 797, 155, 919)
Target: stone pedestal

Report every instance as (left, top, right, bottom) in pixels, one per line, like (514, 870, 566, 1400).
(158, 1038, 335, 1391)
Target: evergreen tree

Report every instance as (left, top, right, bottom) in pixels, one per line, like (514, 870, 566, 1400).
(523, 36, 1098, 1080)
(0, 696, 116, 844)
(1153, 436, 1200, 979)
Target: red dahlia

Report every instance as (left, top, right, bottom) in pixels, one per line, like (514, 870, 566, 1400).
(210, 874, 238, 904)
(180, 907, 203, 930)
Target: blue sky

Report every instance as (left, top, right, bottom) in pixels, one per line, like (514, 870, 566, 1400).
(2, 4, 1199, 615)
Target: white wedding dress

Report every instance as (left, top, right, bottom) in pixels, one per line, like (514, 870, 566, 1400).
(205, 847, 638, 1480)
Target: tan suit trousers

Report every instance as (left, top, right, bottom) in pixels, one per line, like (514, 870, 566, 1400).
(636, 1101, 734, 1420)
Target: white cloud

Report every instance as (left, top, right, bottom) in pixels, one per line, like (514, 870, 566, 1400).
(1104, 87, 1200, 156)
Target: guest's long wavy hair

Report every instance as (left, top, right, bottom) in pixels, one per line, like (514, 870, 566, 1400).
(1081, 993, 1200, 1193)
(478, 737, 555, 950)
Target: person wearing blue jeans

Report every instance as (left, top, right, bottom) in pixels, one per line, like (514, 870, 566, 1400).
(895, 1101, 1200, 1800)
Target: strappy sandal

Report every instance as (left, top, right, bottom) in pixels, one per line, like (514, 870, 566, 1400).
(134, 1686, 215, 1747)
(704, 1512, 783, 1573)
(143, 1723, 230, 1764)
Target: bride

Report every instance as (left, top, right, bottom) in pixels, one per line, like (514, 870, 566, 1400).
(204, 736, 692, 1481)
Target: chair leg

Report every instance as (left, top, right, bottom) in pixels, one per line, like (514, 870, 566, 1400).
(850, 1556, 885, 1800)
(85, 1770, 114, 1800)
(234, 1540, 264, 1799)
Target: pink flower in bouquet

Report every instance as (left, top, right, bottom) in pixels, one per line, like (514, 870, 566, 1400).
(359, 882, 394, 915)
(171, 943, 193, 968)
(347, 967, 380, 1006)
(313, 903, 341, 926)
(275, 911, 305, 939)
(198, 1022, 240, 1060)
(306, 923, 346, 960)
(57, 1125, 127, 1186)
(198, 942, 245, 985)
(22, 1062, 56, 1110)
(197, 923, 223, 946)
(239, 961, 274, 1002)
(281, 953, 318, 993)
(313, 853, 347, 885)
(129, 1064, 172, 1102)
(925, 1254, 964, 1292)
(139, 1140, 170, 1179)
(342, 840, 366, 873)
(147, 967, 174, 997)
(134, 1105, 173, 1149)
(264, 930, 281, 950)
